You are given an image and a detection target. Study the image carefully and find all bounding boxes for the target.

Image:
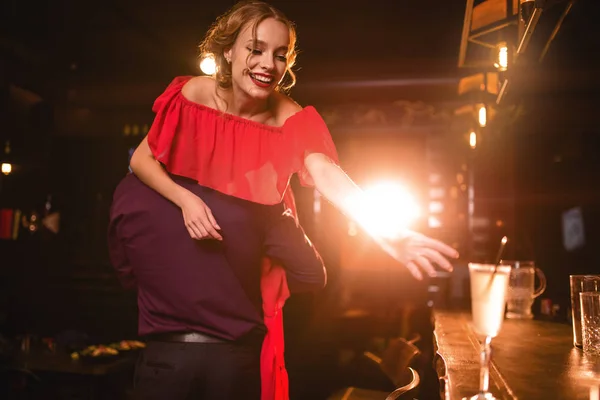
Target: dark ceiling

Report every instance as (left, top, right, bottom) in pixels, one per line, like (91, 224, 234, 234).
(1, 0, 598, 109)
(2, 1, 467, 87)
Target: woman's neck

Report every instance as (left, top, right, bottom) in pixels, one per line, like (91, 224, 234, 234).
(216, 86, 272, 120)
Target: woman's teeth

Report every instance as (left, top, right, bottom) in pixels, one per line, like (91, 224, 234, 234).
(250, 73, 273, 84)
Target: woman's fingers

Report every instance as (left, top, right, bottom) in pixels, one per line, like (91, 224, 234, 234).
(422, 236, 459, 259)
(184, 214, 222, 241)
(192, 221, 209, 239)
(421, 248, 454, 272)
(186, 223, 203, 240)
(201, 210, 222, 240)
(206, 209, 221, 231)
(413, 255, 437, 277)
(405, 261, 424, 281)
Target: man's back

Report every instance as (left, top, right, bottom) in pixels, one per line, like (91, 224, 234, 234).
(108, 174, 325, 340)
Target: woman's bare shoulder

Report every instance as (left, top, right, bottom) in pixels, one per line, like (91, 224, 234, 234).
(181, 76, 216, 106)
(272, 92, 303, 123)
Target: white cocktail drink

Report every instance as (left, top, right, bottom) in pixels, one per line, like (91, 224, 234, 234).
(469, 263, 511, 337)
(463, 263, 512, 400)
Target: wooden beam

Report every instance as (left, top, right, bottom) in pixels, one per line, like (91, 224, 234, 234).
(471, 0, 517, 31)
(458, 0, 476, 67)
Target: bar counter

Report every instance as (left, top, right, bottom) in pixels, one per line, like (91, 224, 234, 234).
(433, 311, 600, 400)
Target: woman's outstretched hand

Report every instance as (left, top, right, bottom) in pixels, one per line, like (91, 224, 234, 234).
(178, 189, 222, 240)
(303, 153, 459, 279)
(374, 231, 459, 280)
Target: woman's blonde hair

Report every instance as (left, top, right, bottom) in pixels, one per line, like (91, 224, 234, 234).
(199, 1, 298, 92)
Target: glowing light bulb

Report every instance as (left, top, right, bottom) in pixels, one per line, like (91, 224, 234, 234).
(1, 163, 11, 175)
(199, 54, 216, 76)
(478, 105, 487, 127)
(469, 131, 477, 149)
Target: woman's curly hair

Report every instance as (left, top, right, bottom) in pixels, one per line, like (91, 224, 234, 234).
(199, 1, 298, 93)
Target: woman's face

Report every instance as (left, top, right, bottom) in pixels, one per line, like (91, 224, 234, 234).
(225, 18, 290, 101)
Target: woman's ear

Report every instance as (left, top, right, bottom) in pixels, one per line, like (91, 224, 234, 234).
(224, 48, 232, 64)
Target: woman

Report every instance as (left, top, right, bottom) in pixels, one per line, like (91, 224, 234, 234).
(130, 1, 457, 279)
(129, 1, 458, 398)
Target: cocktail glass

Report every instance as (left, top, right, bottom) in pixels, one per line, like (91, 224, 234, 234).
(463, 263, 512, 400)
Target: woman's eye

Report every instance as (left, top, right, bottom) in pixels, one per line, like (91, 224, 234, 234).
(247, 47, 262, 55)
(276, 55, 287, 62)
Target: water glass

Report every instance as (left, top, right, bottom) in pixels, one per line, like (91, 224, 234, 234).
(501, 260, 546, 319)
(580, 292, 600, 356)
(570, 275, 600, 348)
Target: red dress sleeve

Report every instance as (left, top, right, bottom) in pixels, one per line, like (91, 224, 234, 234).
(284, 106, 340, 187)
(146, 76, 194, 173)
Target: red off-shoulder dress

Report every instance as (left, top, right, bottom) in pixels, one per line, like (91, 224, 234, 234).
(146, 76, 339, 400)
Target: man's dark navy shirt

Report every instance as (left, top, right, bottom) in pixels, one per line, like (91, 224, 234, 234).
(108, 174, 325, 340)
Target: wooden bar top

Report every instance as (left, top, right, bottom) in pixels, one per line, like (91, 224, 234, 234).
(433, 310, 600, 400)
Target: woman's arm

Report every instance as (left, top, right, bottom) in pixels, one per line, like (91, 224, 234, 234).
(129, 136, 222, 240)
(130, 137, 189, 208)
(304, 152, 459, 280)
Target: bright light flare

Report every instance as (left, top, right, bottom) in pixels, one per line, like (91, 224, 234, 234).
(344, 181, 421, 239)
(199, 54, 216, 76)
(1, 163, 11, 175)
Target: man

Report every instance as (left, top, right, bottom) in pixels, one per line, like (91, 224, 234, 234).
(107, 174, 326, 399)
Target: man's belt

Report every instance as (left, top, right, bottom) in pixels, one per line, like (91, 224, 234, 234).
(148, 331, 227, 344)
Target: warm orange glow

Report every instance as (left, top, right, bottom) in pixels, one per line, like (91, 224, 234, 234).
(344, 181, 420, 239)
(428, 215, 442, 228)
(429, 201, 444, 214)
(347, 221, 358, 237)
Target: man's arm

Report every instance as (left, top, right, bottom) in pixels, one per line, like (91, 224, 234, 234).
(107, 212, 137, 290)
(263, 207, 326, 293)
